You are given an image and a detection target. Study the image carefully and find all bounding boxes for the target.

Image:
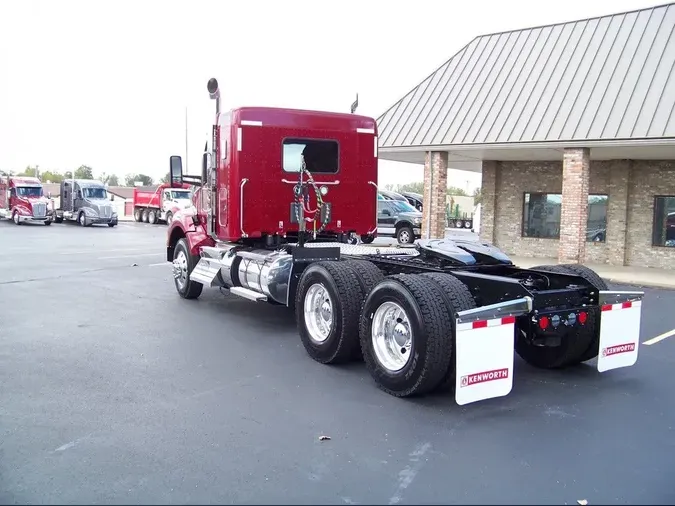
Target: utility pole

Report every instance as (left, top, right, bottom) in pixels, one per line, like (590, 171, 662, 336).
(185, 106, 189, 174)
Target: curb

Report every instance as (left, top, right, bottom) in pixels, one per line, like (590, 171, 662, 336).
(602, 276, 675, 290)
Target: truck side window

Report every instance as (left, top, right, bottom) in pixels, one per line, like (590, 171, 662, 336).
(282, 138, 339, 174)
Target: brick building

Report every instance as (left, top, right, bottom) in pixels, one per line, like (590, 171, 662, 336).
(376, 3, 675, 270)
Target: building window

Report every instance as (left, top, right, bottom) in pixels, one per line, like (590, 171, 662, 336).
(587, 195, 608, 243)
(652, 196, 675, 248)
(282, 138, 339, 174)
(522, 193, 608, 242)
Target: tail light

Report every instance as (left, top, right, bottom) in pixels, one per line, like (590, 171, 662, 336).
(538, 316, 550, 330)
(579, 311, 588, 324)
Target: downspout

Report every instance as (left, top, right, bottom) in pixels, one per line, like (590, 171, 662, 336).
(426, 151, 433, 239)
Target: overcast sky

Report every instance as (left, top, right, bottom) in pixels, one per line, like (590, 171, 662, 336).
(0, 0, 661, 191)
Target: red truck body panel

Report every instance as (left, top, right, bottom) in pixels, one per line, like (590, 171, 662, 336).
(195, 106, 378, 243)
(133, 182, 191, 209)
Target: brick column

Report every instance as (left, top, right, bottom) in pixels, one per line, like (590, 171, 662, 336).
(479, 160, 497, 243)
(606, 160, 630, 266)
(558, 148, 590, 264)
(422, 151, 448, 239)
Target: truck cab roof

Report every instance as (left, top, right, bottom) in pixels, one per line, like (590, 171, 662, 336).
(64, 179, 106, 187)
(11, 176, 42, 186)
(223, 107, 378, 133)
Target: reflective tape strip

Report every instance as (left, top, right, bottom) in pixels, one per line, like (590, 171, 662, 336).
(601, 300, 642, 312)
(456, 315, 516, 332)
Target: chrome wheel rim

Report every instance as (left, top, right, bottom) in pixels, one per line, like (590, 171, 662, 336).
(173, 250, 188, 289)
(13, 212, 19, 224)
(303, 283, 333, 343)
(372, 301, 413, 372)
(399, 230, 410, 243)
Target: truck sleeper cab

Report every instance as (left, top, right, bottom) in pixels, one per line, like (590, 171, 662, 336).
(164, 77, 646, 408)
(54, 179, 118, 227)
(0, 176, 54, 225)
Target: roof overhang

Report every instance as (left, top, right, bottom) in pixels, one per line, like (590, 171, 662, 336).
(379, 138, 675, 173)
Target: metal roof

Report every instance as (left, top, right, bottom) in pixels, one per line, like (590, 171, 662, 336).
(377, 2, 675, 149)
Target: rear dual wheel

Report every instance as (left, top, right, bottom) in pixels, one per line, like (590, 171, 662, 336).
(295, 260, 383, 364)
(296, 262, 476, 397)
(359, 273, 474, 397)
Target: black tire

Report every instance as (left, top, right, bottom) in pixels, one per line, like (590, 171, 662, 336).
(166, 211, 173, 225)
(134, 208, 143, 222)
(148, 210, 157, 225)
(12, 211, 20, 225)
(54, 216, 63, 224)
(420, 272, 477, 392)
(44, 220, 52, 226)
(360, 234, 375, 244)
(396, 225, 415, 245)
(108, 222, 116, 228)
(142, 209, 149, 223)
(359, 274, 454, 397)
(341, 259, 385, 360)
(295, 261, 363, 364)
(550, 264, 607, 363)
(78, 212, 87, 227)
(516, 264, 606, 368)
(173, 238, 203, 299)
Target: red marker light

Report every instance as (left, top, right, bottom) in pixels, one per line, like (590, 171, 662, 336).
(579, 311, 588, 324)
(538, 316, 550, 330)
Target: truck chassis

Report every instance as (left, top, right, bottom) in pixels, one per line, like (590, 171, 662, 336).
(167, 236, 644, 405)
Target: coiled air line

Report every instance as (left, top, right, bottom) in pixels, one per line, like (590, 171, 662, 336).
(293, 158, 331, 244)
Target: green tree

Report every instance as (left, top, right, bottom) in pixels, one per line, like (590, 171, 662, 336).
(99, 172, 120, 186)
(472, 187, 482, 205)
(40, 170, 65, 183)
(160, 172, 171, 184)
(396, 181, 425, 194)
(446, 186, 468, 197)
(124, 173, 154, 186)
(17, 165, 38, 177)
(74, 165, 93, 179)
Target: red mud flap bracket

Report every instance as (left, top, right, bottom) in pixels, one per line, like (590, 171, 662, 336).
(597, 290, 645, 373)
(454, 297, 533, 406)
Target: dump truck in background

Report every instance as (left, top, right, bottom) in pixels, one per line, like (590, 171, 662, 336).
(0, 175, 55, 225)
(53, 179, 118, 227)
(132, 182, 192, 224)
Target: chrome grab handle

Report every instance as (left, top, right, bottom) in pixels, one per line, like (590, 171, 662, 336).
(281, 179, 340, 185)
(368, 181, 378, 234)
(240, 178, 248, 238)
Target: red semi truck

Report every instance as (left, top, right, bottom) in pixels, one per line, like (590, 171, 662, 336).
(0, 175, 55, 225)
(163, 77, 646, 406)
(132, 182, 193, 224)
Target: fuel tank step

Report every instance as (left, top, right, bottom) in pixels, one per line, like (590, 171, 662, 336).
(229, 286, 268, 302)
(189, 258, 223, 287)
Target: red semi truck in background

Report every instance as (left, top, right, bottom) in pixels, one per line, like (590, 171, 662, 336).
(0, 175, 55, 225)
(132, 182, 193, 225)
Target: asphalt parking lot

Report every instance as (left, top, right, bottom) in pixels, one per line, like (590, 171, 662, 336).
(1, 220, 675, 505)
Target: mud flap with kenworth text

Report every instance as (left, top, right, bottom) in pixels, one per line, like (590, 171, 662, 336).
(596, 290, 645, 373)
(454, 297, 533, 406)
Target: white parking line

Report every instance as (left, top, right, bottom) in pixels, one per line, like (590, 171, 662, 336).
(148, 262, 170, 267)
(97, 253, 163, 260)
(643, 328, 675, 346)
